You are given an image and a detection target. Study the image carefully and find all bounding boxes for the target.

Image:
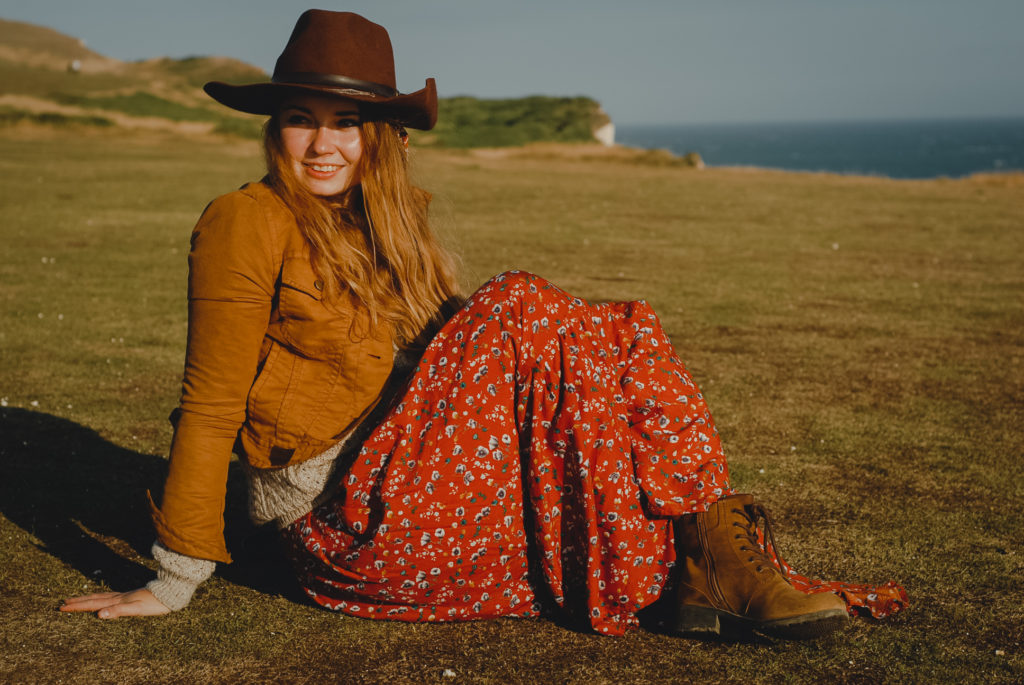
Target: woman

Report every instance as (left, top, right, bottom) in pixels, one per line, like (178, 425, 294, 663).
(61, 10, 905, 638)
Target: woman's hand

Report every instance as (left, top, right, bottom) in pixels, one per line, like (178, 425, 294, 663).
(60, 588, 171, 619)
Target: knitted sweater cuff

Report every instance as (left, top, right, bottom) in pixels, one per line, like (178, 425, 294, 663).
(145, 541, 216, 611)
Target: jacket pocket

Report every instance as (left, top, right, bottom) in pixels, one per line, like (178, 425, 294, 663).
(277, 255, 353, 359)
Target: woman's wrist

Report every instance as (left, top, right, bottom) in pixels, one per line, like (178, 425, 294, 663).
(145, 541, 217, 611)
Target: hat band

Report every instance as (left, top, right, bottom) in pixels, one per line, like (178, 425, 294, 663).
(272, 71, 399, 98)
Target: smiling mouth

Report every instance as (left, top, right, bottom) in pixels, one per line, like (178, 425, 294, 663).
(305, 163, 342, 173)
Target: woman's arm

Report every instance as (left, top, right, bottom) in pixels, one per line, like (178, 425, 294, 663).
(62, 187, 281, 616)
(152, 187, 280, 562)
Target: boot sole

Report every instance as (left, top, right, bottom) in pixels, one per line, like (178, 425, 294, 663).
(760, 609, 849, 640)
(671, 605, 848, 641)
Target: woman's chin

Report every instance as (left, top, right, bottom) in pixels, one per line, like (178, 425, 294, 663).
(303, 180, 354, 197)
(295, 170, 358, 197)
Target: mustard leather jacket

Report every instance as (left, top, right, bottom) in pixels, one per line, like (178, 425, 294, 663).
(150, 181, 394, 563)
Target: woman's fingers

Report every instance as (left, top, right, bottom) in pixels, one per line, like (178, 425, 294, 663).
(60, 592, 123, 611)
(59, 588, 171, 618)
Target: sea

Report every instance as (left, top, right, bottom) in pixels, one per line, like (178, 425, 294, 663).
(615, 118, 1024, 179)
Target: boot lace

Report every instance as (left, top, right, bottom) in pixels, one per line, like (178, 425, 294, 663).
(731, 503, 792, 579)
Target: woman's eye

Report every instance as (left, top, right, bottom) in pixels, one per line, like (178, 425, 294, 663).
(337, 118, 360, 128)
(285, 114, 311, 126)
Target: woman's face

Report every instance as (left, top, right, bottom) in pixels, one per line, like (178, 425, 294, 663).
(278, 94, 363, 196)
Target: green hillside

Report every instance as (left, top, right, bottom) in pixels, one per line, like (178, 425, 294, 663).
(0, 18, 611, 146)
(420, 95, 610, 148)
(0, 18, 267, 136)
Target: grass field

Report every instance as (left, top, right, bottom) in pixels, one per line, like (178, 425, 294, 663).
(0, 127, 1022, 683)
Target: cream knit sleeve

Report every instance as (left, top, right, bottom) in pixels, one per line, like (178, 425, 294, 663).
(145, 541, 216, 611)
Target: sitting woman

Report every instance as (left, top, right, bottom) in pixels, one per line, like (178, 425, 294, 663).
(61, 10, 905, 639)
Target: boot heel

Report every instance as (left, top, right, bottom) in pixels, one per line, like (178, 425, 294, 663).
(672, 605, 723, 635)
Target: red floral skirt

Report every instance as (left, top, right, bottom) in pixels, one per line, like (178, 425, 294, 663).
(283, 272, 907, 635)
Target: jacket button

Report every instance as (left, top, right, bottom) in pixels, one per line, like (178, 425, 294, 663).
(314, 280, 324, 291)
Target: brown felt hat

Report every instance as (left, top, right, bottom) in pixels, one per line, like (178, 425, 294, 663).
(204, 10, 437, 130)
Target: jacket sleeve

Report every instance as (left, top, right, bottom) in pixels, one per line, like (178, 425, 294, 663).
(150, 189, 280, 563)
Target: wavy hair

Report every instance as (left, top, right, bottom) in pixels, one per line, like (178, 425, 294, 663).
(263, 114, 461, 346)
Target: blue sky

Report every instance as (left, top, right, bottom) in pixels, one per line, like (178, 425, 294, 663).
(2, 0, 1023, 125)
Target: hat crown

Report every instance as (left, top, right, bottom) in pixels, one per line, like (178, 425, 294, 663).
(273, 10, 397, 91)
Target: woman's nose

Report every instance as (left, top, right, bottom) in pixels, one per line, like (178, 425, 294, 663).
(310, 127, 334, 155)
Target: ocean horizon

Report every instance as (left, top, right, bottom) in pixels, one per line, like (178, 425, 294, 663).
(615, 117, 1024, 179)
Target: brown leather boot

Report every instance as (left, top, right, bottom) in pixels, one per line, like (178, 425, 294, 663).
(671, 494, 848, 640)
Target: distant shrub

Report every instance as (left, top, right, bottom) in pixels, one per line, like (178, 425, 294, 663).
(628, 149, 703, 168)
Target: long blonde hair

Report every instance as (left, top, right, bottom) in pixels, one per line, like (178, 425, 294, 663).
(263, 114, 461, 346)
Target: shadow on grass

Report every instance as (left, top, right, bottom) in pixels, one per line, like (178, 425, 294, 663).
(0, 406, 751, 634)
(0, 407, 303, 602)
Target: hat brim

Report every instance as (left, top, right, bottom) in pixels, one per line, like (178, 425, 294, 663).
(204, 77, 437, 131)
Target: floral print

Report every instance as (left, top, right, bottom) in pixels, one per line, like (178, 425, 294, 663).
(283, 271, 907, 635)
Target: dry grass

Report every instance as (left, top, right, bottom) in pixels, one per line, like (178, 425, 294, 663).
(1, 129, 1022, 683)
